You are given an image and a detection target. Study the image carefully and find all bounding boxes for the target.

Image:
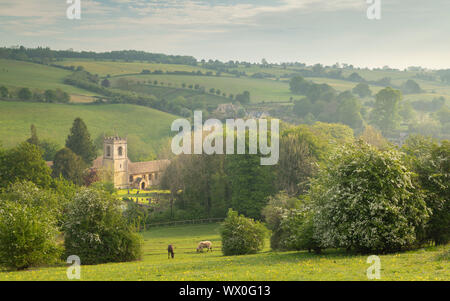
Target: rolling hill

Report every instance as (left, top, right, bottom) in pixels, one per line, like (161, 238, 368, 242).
(0, 101, 178, 161)
(0, 59, 97, 100)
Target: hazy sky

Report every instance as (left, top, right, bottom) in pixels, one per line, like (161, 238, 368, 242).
(1, 0, 449, 69)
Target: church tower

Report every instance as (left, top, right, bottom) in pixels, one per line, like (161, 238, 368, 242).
(102, 136, 128, 189)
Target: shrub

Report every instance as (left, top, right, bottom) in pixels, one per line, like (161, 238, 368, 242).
(0, 184, 62, 270)
(403, 137, 450, 245)
(262, 192, 320, 252)
(220, 209, 267, 256)
(63, 188, 142, 265)
(274, 208, 320, 253)
(311, 140, 429, 253)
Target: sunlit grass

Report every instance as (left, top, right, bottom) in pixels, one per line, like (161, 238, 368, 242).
(0, 223, 448, 281)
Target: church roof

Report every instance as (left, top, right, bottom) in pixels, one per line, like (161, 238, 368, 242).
(91, 156, 170, 175)
(128, 159, 170, 175)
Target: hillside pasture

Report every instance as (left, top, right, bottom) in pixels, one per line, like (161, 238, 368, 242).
(0, 59, 96, 97)
(0, 223, 447, 281)
(0, 101, 177, 160)
(55, 59, 219, 77)
(113, 74, 294, 103)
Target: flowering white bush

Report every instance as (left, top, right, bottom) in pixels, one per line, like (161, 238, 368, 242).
(63, 188, 142, 264)
(310, 141, 429, 253)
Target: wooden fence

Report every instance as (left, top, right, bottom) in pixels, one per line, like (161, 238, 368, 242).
(146, 217, 225, 228)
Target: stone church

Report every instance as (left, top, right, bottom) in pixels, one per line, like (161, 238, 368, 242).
(91, 136, 170, 189)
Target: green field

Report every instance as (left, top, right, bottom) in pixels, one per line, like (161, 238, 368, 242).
(0, 223, 448, 281)
(0, 101, 177, 159)
(55, 59, 218, 77)
(0, 59, 95, 97)
(114, 74, 294, 103)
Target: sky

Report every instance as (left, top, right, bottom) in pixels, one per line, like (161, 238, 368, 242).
(0, 0, 449, 69)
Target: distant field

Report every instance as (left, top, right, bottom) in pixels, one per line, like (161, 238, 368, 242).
(0, 223, 448, 281)
(55, 59, 218, 77)
(115, 74, 294, 103)
(0, 101, 177, 159)
(0, 59, 96, 97)
(228, 65, 289, 77)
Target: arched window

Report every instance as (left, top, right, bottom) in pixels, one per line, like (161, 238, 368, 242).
(106, 146, 111, 157)
(118, 146, 123, 156)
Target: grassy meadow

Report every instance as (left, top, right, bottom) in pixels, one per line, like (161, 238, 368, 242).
(0, 59, 95, 97)
(114, 74, 294, 103)
(0, 223, 448, 281)
(0, 101, 177, 159)
(55, 59, 218, 77)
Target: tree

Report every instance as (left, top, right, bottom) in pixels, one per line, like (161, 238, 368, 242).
(293, 98, 313, 117)
(277, 130, 318, 196)
(101, 79, 111, 88)
(289, 76, 309, 95)
(337, 96, 363, 130)
(352, 83, 372, 98)
(0, 86, 8, 98)
(26, 124, 39, 146)
(52, 148, 86, 186)
(402, 136, 449, 245)
(39, 139, 60, 161)
(401, 80, 422, 94)
(310, 140, 429, 253)
(347, 72, 365, 83)
(65, 118, 97, 165)
(18, 88, 32, 100)
(235, 91, 250, 104)
(44, 90, 57, 102)
(369, 87, 402, 135)
(0, 142, 52, 189)
(399, 100, 416, 123)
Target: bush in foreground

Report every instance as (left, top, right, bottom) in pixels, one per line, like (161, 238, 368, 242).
(221, 209, 267, 256)
(402, 136, 450, 245)
(0, 183, 62, 270)
(310, 141, 429, 253)
(63, 188, 142, 265)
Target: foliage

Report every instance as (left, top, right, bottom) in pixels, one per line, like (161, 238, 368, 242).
(0, 182, 62, 270)
(402, 135, 450, 245)
(276, 130, 318, 195)
(401, 80, 422, 94)
(225, 153, 276, 220)
(63, 188, 142, 265)
(352, 83, 372, 98)
(39, 139, 60, 161)
(26, 124, 39, 146)
(369, 87, 402, 135)
(124, 202, 149, 230)
(51, 147, 86, 185)
(359, 125, 390, 150)
(0, 142, 52, 189)
(276, 208, 319, 252)
(65, 117, 97, 165)
(310, 140, 429, 253)
(262, 192, 319, 252)
(220, 209, 267, 256)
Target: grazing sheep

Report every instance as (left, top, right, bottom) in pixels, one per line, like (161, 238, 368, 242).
(197, 241, 213, 252)
(168, 244, 174, 259)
